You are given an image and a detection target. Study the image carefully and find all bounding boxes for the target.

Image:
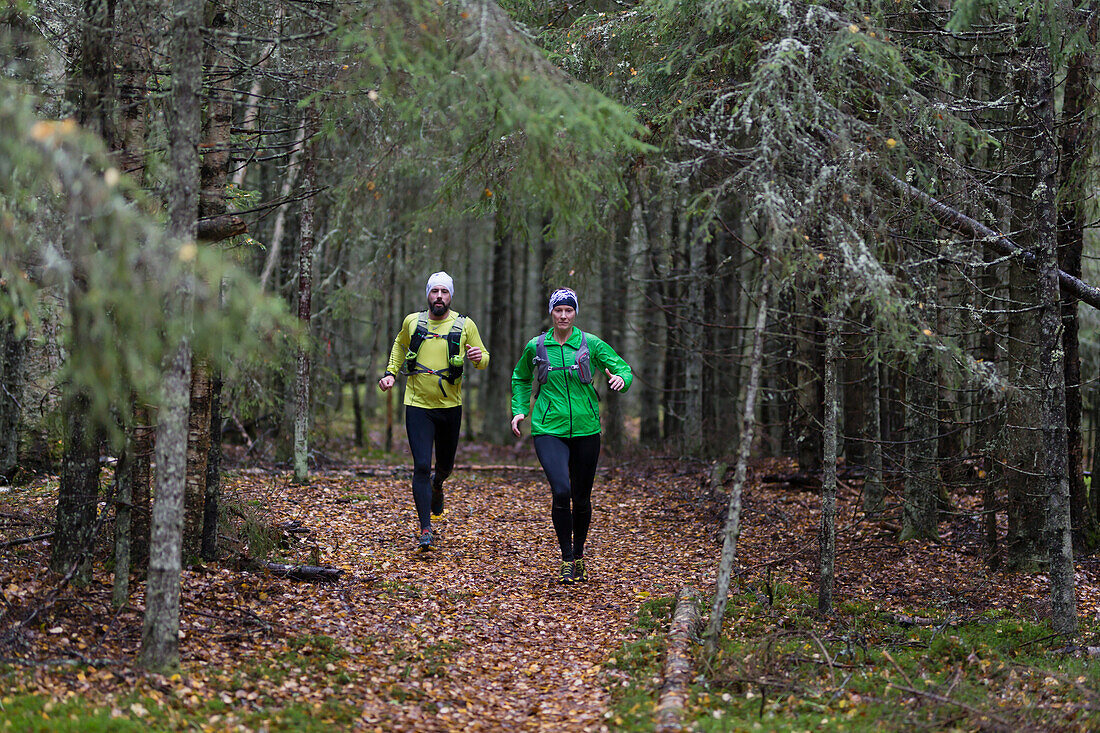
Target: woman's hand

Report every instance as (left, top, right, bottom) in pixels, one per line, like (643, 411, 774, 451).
(606, 368, 625, 392)
(511, 414, 526, 437)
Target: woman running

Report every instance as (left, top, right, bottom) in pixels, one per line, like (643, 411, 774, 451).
(510, 288, 632, 584)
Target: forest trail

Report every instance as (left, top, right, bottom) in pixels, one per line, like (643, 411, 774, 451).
(218, 460, 719, 731)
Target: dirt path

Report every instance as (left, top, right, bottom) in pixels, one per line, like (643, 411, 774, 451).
(226, 463, 718, 731)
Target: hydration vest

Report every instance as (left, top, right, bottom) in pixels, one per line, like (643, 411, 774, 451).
(402, 311, 467, 394)
(533, 331, 592, 385)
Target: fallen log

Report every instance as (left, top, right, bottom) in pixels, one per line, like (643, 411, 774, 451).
(0, 532, 54, 549)
(259, 562, 341, 583)
(655, 587, 701, 733)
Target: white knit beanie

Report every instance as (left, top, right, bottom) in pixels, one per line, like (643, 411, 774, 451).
(425, 271, 454, 298)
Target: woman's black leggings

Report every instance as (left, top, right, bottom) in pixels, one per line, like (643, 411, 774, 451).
(533, 433, 601, 561)
(405, 405, 462, 530)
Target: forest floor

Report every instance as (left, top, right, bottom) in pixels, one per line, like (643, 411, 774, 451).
(2, 441, 1100, 730)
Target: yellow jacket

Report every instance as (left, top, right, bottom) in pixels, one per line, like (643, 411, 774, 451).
(385, 311, 489, 408)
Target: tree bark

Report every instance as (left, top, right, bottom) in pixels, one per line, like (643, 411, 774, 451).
(293, 109, 317, 483)
(184, 357, 212, 559)
(50, 392, 100, 584)
(901, 255, 939, 541)
(484, 201, 515, 444)
(862, 325, 885, 516)
(818, 292, 840, 614)
(201, 372, 222, 560)
(1029, 42, 1076, 636)
(140, 0, 202, 673)
(705, 260, 769, 648)
(1058, 13, 1098, 550)
(112, 448, 132, 607)
(0, 317, 25, 483)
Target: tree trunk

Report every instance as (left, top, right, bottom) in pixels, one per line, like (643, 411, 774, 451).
(112, 447, 132, 607)
(293, 109, 317, 483)
(862, 325, 885, 516)
(140, 0, 202, 673)
(484, 202, 515, 444)
(601, 200, 629, 454)
(0, 317, 25, 482)
(201, 371, 222, 560)
(183, 357, 212, 559)
(130, 407, 153, 570)
(901, 254, 939, 541)
(1058, 14, 1098, 551)
(1003, 54, 1046, 570)
(705, 259, 770, 650)
(818, 294, 840, 614)
(633, 176, 662, 446)
(794, 287, 823, 474)
(682, 215, 705, 456)
(50, 393, 100, 584)
(1029, 42, 1076, 636)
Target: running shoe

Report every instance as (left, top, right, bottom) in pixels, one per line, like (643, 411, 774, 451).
(418, 528, 433, 551)
(573, 557, 588, 582)
(430, 509, 447, 524)
(558, 560, 575, 585)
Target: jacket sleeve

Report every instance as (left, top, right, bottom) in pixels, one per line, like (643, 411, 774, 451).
(462, 318, 490, 370)
(385, 313, 415, 375)
(592, 335, 633, 393)
(511, 339, 536, 416)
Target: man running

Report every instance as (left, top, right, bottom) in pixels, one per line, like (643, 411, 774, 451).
(379, 272, 489, 550)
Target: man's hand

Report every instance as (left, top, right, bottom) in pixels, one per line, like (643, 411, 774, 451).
(379, 374, 395, 392)
(465, 343, 483, 365)
(606, 368, 625, 392)
(510, 414, 526, 438)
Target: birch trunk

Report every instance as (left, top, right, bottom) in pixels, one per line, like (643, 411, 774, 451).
(705, 260, 770, 650)
(139, 0, 202, 672)
(293, 110, 317, 483)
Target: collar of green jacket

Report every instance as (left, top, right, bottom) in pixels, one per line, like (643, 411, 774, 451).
(545, 326, 583, 347)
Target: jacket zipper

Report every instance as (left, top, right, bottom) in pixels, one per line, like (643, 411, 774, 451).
(558, 340, 574, 437)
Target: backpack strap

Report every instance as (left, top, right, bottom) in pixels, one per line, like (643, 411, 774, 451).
(533, 331, 592, 385)
(402, 312, 467, 395)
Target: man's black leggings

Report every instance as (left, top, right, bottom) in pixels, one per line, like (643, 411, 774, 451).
(405, 405, 462, 530)
(533, 433, 601, 562)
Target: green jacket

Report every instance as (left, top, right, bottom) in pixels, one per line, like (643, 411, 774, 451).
(511, 327, 633, 437)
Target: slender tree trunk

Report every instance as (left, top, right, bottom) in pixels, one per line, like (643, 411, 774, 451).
(862, 325, 885, 516)
(484, 202, 515, 444)
(112, 447, 132, 607)
(130, 407, 152, 570)
(201, 372, 222, 560)
(682, 217, 705, 455)
(1058, 13, 1098, 550)
(1030, 42, 1076, 636)
(183, 357, 211, 558)
(794, 286, 823, 473)
(901, 253, 939, 541)
(818, 293, 840, 614)
(50, 392, 100, 584)
(633, 177, 662, 446)
(0, 317, 25, 482)
(258, 118, 307, 292)
(601, 200, 629, 453)
(140, 0, 202, 673)
(293, 109, 317, 483)
(705, 259, 770, 650)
